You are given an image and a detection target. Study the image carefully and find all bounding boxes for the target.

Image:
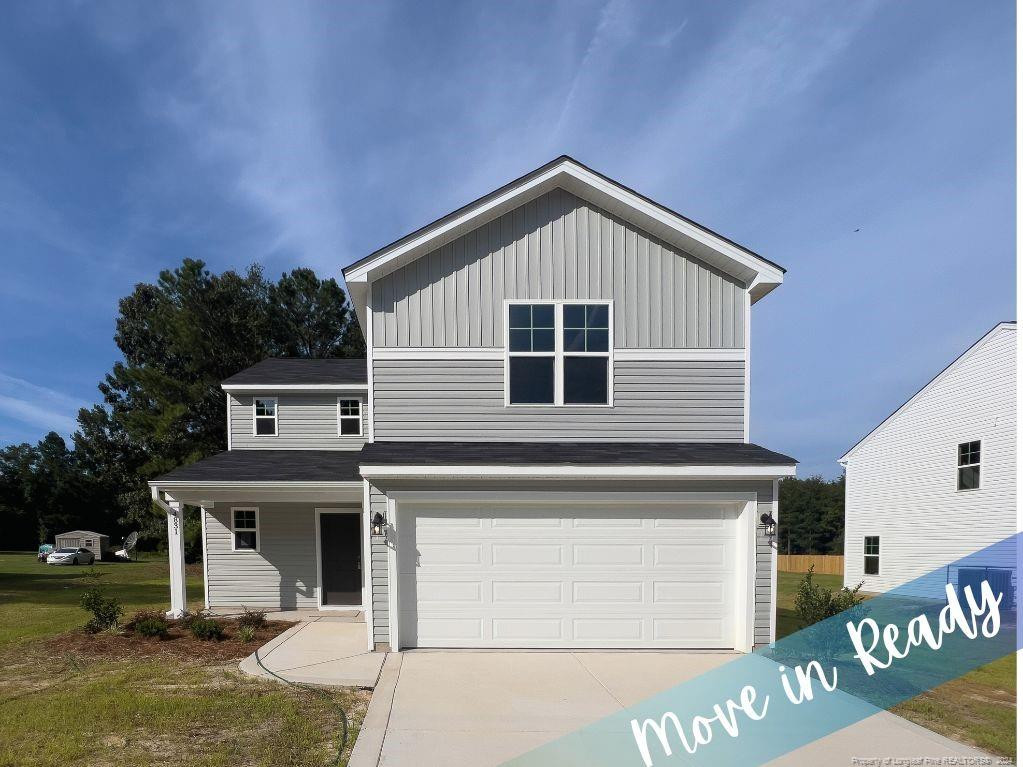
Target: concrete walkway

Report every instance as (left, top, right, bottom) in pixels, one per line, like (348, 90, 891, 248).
(349, 651, 997, 767)
(239, 615, 384, 688)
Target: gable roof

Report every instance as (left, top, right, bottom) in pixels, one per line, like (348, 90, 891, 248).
(341, 156, 786, 326)
(838, 322, 1016, 463)
(221, 358, 367, 390)
(56, 530, 108, 539)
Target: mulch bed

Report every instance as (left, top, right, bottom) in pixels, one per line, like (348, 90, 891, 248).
(44, 618, 295, 662)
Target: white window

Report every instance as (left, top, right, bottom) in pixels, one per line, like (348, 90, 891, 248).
(253, 397, 277, 436)
(231, 507, 259, 552)
(338, 398, 363, 436)
(863, 536, 880, 575)
(506, 301, 612, 406)
(957, 440, 981, 490)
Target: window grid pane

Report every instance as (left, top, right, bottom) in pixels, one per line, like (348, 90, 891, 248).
(234, 510, 256, 529)
(255, 399, 276, 416)
(338, 400, 360, 417)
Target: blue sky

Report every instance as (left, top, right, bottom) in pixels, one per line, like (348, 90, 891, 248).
(0, 0, 1014, 477)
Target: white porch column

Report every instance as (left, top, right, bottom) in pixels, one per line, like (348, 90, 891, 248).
(165, 501, 187, 618)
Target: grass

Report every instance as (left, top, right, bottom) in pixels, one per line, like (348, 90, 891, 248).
(777, 567, 1016, 760)
(0, 551, 368, 767)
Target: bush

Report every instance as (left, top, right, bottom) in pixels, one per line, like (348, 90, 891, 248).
(795, 565, 864, 627)
(80, 586, 123, 633)
(237, 607, 267, 630)
(238, 625, 256, 643)
(131, 610, 169, 638)
(189, 616, 225, 641)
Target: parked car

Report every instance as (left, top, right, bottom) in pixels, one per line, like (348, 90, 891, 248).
(47, 547, 95, 566)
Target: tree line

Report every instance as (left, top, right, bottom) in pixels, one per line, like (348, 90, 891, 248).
(777, 474, 845, 555)
(0, 259, 364, 553)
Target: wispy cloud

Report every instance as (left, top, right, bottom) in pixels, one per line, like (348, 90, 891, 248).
(0, 373, 84, 438)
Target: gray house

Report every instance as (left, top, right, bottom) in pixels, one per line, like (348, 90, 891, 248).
(150, 156, 796, 652)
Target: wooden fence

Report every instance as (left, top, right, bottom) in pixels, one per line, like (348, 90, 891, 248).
(778, 554, 844, 576)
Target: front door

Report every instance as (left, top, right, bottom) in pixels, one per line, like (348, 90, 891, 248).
(320, 513, 362, 606)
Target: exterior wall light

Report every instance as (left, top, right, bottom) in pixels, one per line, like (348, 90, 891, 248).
(372, 512, 385, 536)
(759, 513, 777, 537)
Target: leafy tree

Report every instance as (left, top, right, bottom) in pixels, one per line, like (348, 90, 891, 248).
(778, 474, 845, 555)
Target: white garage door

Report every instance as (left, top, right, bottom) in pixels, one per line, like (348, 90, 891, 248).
(398, 502, 744, 649)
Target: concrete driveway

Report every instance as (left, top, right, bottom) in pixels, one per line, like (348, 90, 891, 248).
(350, 651, 996, 767)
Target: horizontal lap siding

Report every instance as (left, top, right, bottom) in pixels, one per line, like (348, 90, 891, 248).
(843, 327, 1016, 594)
(372, 359, 744, 441)
(371, 187, 745, 349)
(369, 479, 774, 647)
(230, 394, 368, 450)
(204, 503, 321, 610)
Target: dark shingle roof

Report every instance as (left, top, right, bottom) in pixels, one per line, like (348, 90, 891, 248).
(359, 442, 797, 466)
(222, 358, 366, 386)
(154, 451, 363, 483)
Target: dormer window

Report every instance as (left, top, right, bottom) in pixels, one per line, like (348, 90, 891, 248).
(253, 397, 278, 436)
(506, 302, 612, 406)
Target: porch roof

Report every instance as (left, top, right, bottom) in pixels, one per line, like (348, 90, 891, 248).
(152, 450, 363, 483)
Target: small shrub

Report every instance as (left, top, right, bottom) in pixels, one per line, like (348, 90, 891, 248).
(80, 586, 123, 633)
(131, 610, 169, 639)
(238, 625, 256, 643)
(189, 616, 225, 641)
(237, 607, 268, 630)
(794, 565, 865, 627)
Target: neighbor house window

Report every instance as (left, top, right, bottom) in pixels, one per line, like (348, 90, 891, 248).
(864, 536, 880, 575)
(253, 397, 277, 436)
(338, 399, 363, 436)
(507, 302, 611, 406)
(957, 440, 981, 490)
(232, 508, 259, 552)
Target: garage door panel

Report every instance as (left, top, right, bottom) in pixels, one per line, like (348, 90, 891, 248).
(400, 502, 740, 649)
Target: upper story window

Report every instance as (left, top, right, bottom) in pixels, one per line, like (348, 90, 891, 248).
(863, 536, 880, 575)
(507, 302, 611, 406)
(338, 398, 363, 436)
(253, 397, 277, 436)
(957, 440, 981, 490)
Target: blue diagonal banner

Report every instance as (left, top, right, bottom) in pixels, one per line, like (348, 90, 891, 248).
(502, 534, 1019, 767)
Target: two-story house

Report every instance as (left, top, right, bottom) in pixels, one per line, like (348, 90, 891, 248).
(150, 157, 797, 653)
(840, 322, 1016, 596)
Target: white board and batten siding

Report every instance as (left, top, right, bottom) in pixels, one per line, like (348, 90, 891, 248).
(368, 479, 776, 649)
(229, 393, 368, 450)
(842, 323, 1016, 594)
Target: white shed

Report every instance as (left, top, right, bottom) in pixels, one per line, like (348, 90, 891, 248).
(54, 530, 110, 559)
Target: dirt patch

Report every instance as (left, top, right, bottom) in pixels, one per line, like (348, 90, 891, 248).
(43, 618, 294, 662)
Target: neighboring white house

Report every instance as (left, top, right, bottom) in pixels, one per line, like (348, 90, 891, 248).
(839, 322, 1016, 595)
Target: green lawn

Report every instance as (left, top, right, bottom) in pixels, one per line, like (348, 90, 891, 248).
(776, 568, 1016, 759)
(0, 551, 367, 767)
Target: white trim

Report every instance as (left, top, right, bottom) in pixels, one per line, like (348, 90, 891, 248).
(839, 322, 1016, 462)
(223, 384, 368, 392)
(252, 397, 278, 437)
(743, 290, 751, 442)
(150, 480, 362, 490)
(226, 393, 232, 450)
(389, 491, 758, 652)
(373, 347, 505, 360)
(343, 158, 783, 291)
(614, 348, 745, 362)
(366, 305, 376, 442)
(200, 505, 211, 610)
(230, 506, 260, 553)
(769, 478, 779, 645)
(386, 494, 399, 652)
(504, 299, 613, 407)
(359, 464, 797, 480)
(337, 397, 364, 437)
(314, 507, 367, 612)
(362, 480, 375, 650)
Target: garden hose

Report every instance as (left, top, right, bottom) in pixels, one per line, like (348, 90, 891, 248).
(254, 646, 350, 766)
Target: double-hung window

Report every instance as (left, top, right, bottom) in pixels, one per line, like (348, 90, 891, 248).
(507, 302, 611, 406)
(863, 536, 880, 575)
(957, 440, 981, 490)
(232, 507, 259, 552)
(253, 397, 277, 436)
(338, 399, 363, 436)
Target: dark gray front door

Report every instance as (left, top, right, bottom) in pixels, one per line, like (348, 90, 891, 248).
(320, 513, 362, 606)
